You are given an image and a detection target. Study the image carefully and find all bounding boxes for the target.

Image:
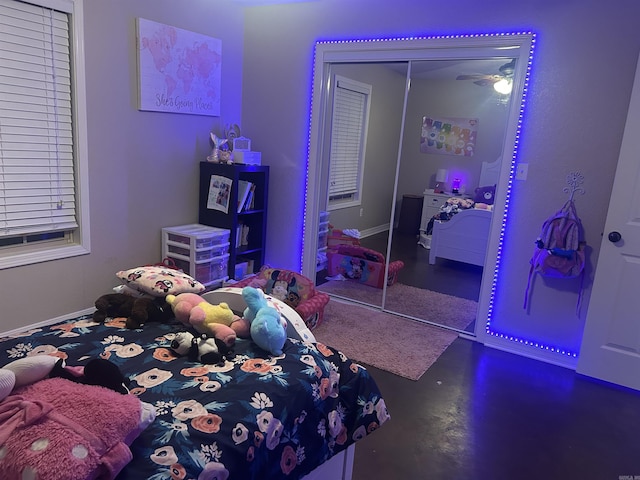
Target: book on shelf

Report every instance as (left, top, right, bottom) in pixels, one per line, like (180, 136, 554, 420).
(237, 180, 253, 213)
(241, 184, 256, 212)
(235, 223, 250, 247)
(241, 224, 250, 246)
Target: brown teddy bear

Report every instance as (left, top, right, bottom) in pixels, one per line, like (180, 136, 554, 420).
(93, 293, 172, 329)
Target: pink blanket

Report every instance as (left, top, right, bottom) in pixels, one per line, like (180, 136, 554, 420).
(0, 378, 155, 480)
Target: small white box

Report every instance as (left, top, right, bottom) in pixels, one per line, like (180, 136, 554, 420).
(234, 150, 261, 165)
(233, 136, 251, 151)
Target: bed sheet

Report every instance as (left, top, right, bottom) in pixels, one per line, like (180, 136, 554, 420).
(0, 316, 389, 479)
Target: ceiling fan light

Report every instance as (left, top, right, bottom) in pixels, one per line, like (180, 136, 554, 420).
(494, 78, 512, 95)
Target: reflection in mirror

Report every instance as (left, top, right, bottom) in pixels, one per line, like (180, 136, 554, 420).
(383, 58, 514, 333)
(315, 61, 409, 309)
(304, 34, 534, 339)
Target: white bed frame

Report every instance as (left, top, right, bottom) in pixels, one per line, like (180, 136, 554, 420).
(302, 445, 355, 480)
(429, 208, 492, 266)
(427, 157, 499, 267)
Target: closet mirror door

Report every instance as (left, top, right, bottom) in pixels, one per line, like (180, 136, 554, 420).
(315, 61, 409, 309)
(304, 34, 535, 339)
(383, 58, 514, 333)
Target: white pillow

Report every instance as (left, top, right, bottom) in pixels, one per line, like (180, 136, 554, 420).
(116, 266, 205, 297)
(0, 369, 16, 400)
(3, 355, 59, 387)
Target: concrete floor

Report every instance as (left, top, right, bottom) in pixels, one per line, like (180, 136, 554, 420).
(352, 338, 640, 480)
(319, 229, 640, 478)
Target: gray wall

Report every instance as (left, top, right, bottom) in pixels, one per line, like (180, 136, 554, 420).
(0, 0, 245, 332)
(241, 0, 640, 355)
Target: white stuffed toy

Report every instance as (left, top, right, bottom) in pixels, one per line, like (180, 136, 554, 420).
(170, 331, 233, 365)
(0, 369, 16, 401)
(0, 355, 60, 401)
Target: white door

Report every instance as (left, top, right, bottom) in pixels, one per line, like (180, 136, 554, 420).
(576, 54, 640, 391)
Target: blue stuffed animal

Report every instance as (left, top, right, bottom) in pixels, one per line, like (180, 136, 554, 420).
(241, 286, 287, 356)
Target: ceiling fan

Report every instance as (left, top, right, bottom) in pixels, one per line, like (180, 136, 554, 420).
(456, 59, 516, 87)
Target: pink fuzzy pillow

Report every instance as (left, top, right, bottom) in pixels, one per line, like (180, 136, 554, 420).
(0, 378, 156, 480)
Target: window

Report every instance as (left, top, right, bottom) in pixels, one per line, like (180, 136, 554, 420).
(327, 75, 371, 209)
(0, 0, 89, 269)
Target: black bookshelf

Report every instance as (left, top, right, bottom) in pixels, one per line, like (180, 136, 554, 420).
(198, 162, 269, 280)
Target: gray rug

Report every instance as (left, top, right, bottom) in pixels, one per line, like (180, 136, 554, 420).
(313, 298, 464, 381)
(317, 280, 478, 331)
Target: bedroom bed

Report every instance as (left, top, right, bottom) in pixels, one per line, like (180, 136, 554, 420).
(425, 158, 499, 267)
(0, 286, 388, 480)
(429, 207, 492, 266)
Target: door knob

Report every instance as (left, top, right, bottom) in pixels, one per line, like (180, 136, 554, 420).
(608, 231, 622, 243)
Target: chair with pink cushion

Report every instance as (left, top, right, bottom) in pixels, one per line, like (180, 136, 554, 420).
(233, 265, 330, 331)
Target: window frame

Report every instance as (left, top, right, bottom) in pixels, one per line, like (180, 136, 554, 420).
(0, 0, 90, 269)
(327, 75, 371, 211)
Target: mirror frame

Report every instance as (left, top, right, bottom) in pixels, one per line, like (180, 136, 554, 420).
(303, 32, 535, 339)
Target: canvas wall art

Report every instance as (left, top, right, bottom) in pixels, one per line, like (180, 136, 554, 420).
(137, 18, 222, 116)
(420, 116, 479, 156)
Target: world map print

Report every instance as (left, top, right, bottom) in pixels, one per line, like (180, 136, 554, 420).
(137, 18, 221, 116)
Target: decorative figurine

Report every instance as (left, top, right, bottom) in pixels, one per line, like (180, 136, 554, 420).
(207, 132, 233, 164)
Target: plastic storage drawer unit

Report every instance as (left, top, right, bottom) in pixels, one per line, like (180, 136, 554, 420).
(163, 224, 230, 250)
(162, 224, 231, 288)
(166, 242, 230, 262)
(168, 253, 230, 286)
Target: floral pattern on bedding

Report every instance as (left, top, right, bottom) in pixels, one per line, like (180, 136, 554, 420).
(0, 315, 389, 479)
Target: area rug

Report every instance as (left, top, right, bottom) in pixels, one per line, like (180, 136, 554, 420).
(313, 299, 461, 381)
(317, 280, 478, 331)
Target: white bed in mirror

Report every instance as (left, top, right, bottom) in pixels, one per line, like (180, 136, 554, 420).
(427, 157, 500, 266)
(478, 156, 501, 188)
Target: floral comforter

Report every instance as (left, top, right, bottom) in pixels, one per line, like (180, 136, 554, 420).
(0, 315, 389, 479)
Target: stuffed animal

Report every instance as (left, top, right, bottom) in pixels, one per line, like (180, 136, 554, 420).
(49, 358, 130, 394)
(474, 185, 496, 205)
(0, 356, 129, 401)
(170, 331, 233, 365)
(0, 356, 59, 401)
(2, 355, 59, 392)
(241, 286, 288, 356)
(165, 293, 248, 346)
(93, 292, 172, 329)
(0, 369, 15, 401)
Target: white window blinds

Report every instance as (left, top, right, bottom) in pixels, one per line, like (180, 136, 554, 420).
(0, 0, 77, 237)
(328, 76, 371, 198)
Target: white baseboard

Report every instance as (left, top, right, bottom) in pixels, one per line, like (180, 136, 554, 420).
(360, 224, 389, 239)
(0, 308, 95, 338)
(482, 336, 578, 370)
